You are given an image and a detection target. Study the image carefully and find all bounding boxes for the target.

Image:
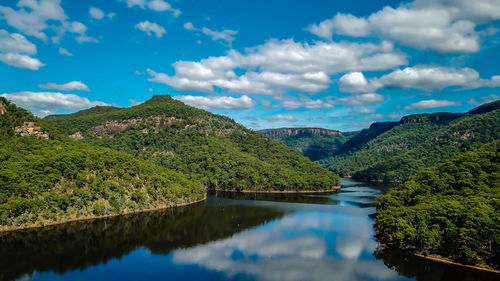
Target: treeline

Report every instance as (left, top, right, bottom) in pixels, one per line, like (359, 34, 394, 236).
(375, 141, 500, 269)
(317, 101, 500, 182)
(45, 95, 341, 191)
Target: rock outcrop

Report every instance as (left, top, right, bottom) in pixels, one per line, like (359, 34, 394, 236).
(0, 101, 6, 116)
(14, 122, 49, 139)
(261, 128, 342, 137)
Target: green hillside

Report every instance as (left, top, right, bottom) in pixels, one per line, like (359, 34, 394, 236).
(259, 128, 350, 161)
(320, 101, 500, 182)
(0, 97, 204, 231)
(44, 95, 340, 192)
(375, 141, 500, 269)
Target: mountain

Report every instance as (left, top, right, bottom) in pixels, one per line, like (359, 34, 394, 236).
(259, 128, 349, 161)
(0, 97, 204, 231)
(319, 101, 500, 182)
(44, 95, 340, 192)
(375, 141, 500, 270)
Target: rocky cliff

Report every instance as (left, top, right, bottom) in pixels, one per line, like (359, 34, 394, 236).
(14, 122, 49, 139)
(261, 128, 342, 137)
(0, 101, 6, 116)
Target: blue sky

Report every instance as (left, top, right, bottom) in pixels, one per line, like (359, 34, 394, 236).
(1, 0, 500, 131)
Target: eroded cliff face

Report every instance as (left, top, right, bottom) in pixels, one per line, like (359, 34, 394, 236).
(0, 101, 6, 116)
(14, 122, 49, 139)
(262, 128, 342, 137)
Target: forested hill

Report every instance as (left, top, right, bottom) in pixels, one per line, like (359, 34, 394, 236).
(259, 128, 352, 161)
(375, 141, 500, 270)
(44, 95, 340, 191)
(0, 97, 204, 231)
(319, 100, 500, 182)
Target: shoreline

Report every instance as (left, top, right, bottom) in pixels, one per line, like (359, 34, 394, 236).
(379, 243, 500, 274)
(213, 185, 341, 194)
(0, 195, 207, 234)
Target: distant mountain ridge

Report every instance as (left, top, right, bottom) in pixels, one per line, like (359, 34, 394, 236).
(264, 100, 500, 182)
(260, 128, 342, 137)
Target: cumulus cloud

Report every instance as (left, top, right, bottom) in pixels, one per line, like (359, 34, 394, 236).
(275, 95, 335, 110)
(38, 81, 90, 91)
(1, 91, 108, 116)
(146, 39, 406, 95)
(335, 93, 384, 106)
(0, 52, 44, 70)
(339, 65, 500, 94)
(0, 29, 44, 70)
(120, 0, 181, 17)
(173, 95, 256, 110)
(89, 7, 105, 20)
(467, 94, 500, 105)
(306, 13, 370, 38)
(353, 108, 375, 114)
(363, 114, 384, 120)
(404, 99, 461, 110)
(386, 113, 400, 119)
(135, 21, 166, 38)
(307, 0, 500, 53)
(267, 114, 295, 122)
(0, 0, 97, 44)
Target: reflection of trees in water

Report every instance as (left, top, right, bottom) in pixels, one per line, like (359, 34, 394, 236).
(0, 203, 285, 281)
(212, 191, 337, 204)
(374, 249, 499, 281)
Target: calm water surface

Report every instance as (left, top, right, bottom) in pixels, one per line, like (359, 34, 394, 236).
(0, 179, 497, 281)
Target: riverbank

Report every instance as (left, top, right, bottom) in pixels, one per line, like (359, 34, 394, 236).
(214, 185, 341, 194)
(379, 244, 500, 274)
(0, 195, 207, 234)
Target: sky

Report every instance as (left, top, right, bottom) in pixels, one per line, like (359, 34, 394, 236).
(1, 0, 500, 131)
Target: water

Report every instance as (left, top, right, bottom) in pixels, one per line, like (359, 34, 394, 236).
(0, 179, 497, 281)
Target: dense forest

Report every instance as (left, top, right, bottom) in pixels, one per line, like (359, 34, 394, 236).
(0, 97, 204, 230)
(266, 100, 500, 183)
(260, 128, 352, 161)
(375, 141, 500, 270)
(44, 95, 340, 191)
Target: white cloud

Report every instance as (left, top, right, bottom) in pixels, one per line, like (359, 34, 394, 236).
(58, 47, 73, 56)
(267, 114, 295, 121)
(38, 81, 90, 91)
(121, 0, 181, 17)
(339, 65, 500, 94)
(135, 21, 166, 38)
(201, 27, 238, 45)
(275, 95, 335, 110)
(405, 99, 461, 110)
(306, 13, 370, 38)
(377, 65, 479, 91)
(174, 95, 256, 110)
(0, 52, 44, 70)
(146, 39, 406, 95)
(335, 93, 384, 106)
(1, 91, 108, 116)
(467, 94, 500, 105)
(338, 72, 381, 94)
(386, 113, 400, 119)
(307, 0, 500, 53)
(89, 7, 105, 20)
(0, 1, 97, 44)
(363, 114, 384, 120)
(353, 108, 375, 114)
(184, 22, 196, 31)
(0, 29, 43, 70)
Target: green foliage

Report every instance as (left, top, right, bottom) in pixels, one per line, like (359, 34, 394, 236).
(318, 101, 500, 182)
(262, 130, 349, 161)
(0, 98, 204, 230)
(44, 95, 340, 191)
(375, 141, 500, 269)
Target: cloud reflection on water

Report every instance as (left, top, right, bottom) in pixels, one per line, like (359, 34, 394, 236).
(173, 210, 397, 281)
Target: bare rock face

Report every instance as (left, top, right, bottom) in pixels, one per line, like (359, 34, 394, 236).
(0, 101, 6, 116)
(261, 128, 342, 137)
(14, 122, 49, 139)
(70, 131, 84, 140)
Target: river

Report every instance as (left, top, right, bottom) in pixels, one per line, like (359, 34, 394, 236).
(0, 178, 497, 281)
